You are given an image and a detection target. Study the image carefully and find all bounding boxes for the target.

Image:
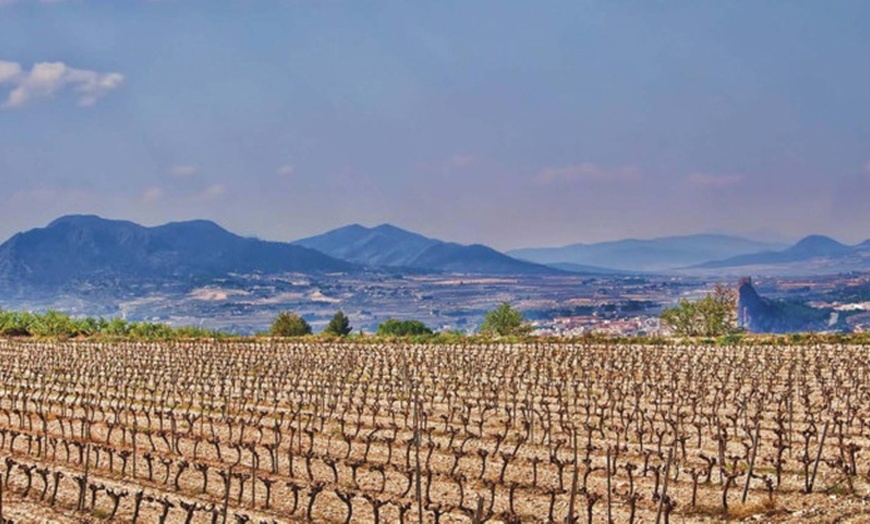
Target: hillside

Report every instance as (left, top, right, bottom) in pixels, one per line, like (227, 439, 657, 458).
(695, 235, 868, 272)
(294, 224, 561, 275)
(293, 224, 439, 267)
(0, 215, 355, 290)
(509, 234, 784, 272)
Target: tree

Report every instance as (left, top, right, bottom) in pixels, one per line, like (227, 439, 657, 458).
(324, 310, 352, 337)
(270, 312, 312, 337)
(376, 319, 433, 337)
(73, 317, 101, 338)
(0, 310, 32, 337)
(30, 310, 75, 338)
(479, 303, 533, 337)
(660, 284, 738, 337)
(105, 318, 131, 337)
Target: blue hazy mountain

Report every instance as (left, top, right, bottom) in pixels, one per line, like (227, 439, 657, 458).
(544, 262, 630, 275)
(508, 234, 785, 272)
(0, 215, 355, 289)
(294, 224, 439, 268)
(294, 223, 562, 275)
(696, 235, 860, 269)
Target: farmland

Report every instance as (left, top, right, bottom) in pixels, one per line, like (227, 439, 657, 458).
(1, 340, 869, 522)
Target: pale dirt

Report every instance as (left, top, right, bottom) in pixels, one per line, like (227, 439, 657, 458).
(1, 341, 869, 523)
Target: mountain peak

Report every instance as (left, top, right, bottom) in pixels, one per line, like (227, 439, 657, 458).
(169, 218, 224, 228)
(509, 234, 785, 272)
(295, 223, 557, 275)
(787, 235, 851, 256)
(0, 216, 354, 289)
(47, 214, 132, 228)
(692, 234, 858, 272)
(372, 223, 412, 234)
(157, 219, 232, 235)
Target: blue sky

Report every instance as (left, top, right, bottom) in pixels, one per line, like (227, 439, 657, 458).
(1, 1, 869, 249)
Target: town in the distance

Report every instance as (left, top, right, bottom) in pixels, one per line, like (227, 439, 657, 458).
(1, 214, 868, 336)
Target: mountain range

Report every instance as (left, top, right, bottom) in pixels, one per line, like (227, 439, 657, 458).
(513, 233, 870, 275)
(1, 216, 869, 293)
(294, 223, 558, 275)
(0, 216, 559, 291)
(694, 235, 870, 273)
(0, 215, 353, 290)
(509, 234, 787, 272)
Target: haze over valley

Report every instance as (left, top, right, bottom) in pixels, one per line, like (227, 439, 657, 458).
(1, 215, 869, 335)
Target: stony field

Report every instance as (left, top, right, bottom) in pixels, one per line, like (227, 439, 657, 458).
(1, 340, 869, 523)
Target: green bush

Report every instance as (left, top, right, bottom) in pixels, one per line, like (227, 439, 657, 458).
(376, 319, 434, 337)
(324, 311, 352, 337)
(660, 285, 739, 337)
(479, 303, 533, 337)
(270, 312, 312, 337)
(0, 308, 225, 340)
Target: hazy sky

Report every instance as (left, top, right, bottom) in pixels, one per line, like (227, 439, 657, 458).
(1, 1, 869, 249)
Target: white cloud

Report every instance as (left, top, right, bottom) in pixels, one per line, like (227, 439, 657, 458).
(0, 60, 123, 109)
(687, 173, 743, 189)
(0, 61, 22, 83)
(200, 184, 226, 200)
(538, 163, 642, 183)
(169, 165, 199, 177)
(141, 187, 163, 204)
(276, 165, 295, 176)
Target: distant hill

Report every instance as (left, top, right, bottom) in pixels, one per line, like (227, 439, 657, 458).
(509, 234, 784, 272)
(695, 235, 868, 272)
(788, 235, 855, 257)
(545, 262, 629, 275)
(294, 223, 561, 275)
(294, 224, 439, 267)
(0, 215, 354, 290)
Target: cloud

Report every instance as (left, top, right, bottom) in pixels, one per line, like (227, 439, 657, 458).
(169, 165, 199, 177)
(687, 173, 743, 189)
(141, 187, 163, 204)
(538, 163, 642, 183)
(276, 165, 294, 176)
(0, 61, 22, 83)
(0, 60, 123, 109)
(199, 184, 226, 200)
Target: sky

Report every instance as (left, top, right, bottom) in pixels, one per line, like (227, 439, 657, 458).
(1, 1, 870, 250)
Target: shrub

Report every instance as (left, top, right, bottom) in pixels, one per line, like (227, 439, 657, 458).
(270, 312, 312, 337)
(660, 285, 739, 337)
(324, 311, 352, 337)
(479, 303, 533, 337)
(376, 319, 433, 337)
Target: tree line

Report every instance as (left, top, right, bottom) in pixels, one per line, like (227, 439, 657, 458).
(270, 302, 533, 339)
(0, 303, 533, 341)
(0, 309, 223, 340)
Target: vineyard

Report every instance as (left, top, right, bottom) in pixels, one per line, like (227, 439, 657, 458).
(1, 340, 869, 523)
